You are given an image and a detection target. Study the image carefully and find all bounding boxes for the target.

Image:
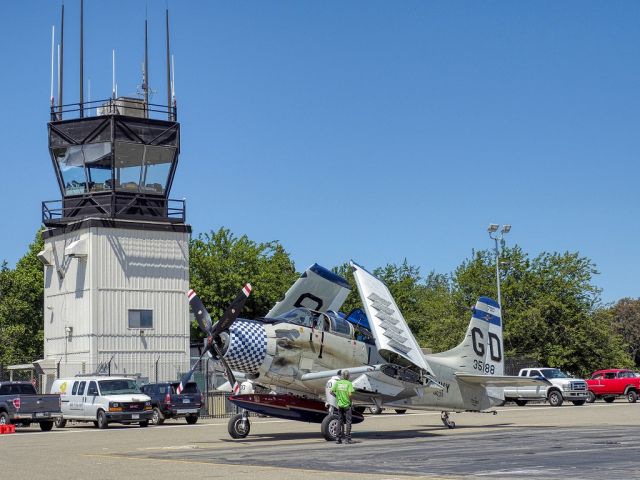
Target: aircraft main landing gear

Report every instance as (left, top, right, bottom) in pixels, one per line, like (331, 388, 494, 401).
(321, 413, 339, 441)
(441, 411, 455, 429)
(228, 411, 251, 438)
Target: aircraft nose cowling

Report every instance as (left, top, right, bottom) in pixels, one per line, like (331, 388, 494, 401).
(224, 320, 267, 374)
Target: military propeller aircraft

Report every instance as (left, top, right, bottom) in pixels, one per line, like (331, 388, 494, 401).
(179, 262, 546, 440)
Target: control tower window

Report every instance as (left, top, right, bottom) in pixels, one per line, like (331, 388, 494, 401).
(85, 143, 112, 192)
(53, 142, 113, 196)
(141, 146, 175, 194)
(114, 143, 175, 194)
(54, 145, 88, 195)
(115, 143, 143, 192)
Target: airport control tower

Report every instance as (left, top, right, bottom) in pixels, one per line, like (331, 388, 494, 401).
(37, 4, 190, 386)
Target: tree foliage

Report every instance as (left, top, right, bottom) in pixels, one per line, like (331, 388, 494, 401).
(0, 232, 45, 369)
(609, 298, 640, 366)
(0, 226, 635, 379)
(188, 228, 298, 339)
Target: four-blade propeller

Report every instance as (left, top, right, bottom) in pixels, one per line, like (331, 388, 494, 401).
(177, 284, 252, 394)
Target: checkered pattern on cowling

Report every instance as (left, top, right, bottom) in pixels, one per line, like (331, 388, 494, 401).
(225, 320, 267, 374)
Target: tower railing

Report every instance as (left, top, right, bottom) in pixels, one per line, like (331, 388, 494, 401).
(50, 98, 177, 122)
(42, 196, 186, 225)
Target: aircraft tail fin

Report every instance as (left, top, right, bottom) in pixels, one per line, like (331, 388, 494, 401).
(427, 296, 504, 376)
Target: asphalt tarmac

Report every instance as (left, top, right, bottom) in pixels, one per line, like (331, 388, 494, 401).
(3, 402, 640, 480)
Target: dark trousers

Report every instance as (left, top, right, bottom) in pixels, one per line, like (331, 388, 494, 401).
(337, 406, 352, 440)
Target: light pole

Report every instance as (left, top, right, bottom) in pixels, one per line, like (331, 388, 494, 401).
(487, 224, 511, 308)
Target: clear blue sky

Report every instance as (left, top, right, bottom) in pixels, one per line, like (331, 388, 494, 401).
(1, 1, 638, 304)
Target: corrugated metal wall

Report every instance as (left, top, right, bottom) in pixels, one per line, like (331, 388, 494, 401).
(43, 225, 190, 382)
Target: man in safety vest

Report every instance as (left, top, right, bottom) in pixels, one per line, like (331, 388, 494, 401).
(331, 369, 355, 444)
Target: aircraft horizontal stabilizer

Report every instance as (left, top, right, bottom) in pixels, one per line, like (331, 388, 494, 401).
(455, 373, 551, 388)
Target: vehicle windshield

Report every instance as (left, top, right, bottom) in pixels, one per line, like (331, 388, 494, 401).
(98, 379, 140, 395)
(540, 368, 569, 379)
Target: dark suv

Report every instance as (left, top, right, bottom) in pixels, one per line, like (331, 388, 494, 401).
(140, 382, 203, 425)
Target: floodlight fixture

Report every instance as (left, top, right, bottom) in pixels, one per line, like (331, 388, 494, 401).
(501, 225, 511, 234)
(487, 224, 499, 233)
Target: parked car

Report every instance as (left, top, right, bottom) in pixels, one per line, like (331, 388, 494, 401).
(51, 377, 152, 429)
(140, 381, 203, 425)
(504, 368, 589, 406)
(586, 369, 640, 403)
(0, 381, 62, 431)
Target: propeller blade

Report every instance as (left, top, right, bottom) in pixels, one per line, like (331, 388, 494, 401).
(187, 289, 213, 335)
(212, 343, 240, 394)
(210, 283, 252, 338)
(177, 347, 209, 394)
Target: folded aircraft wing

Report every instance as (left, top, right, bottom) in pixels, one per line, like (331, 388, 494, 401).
(455, 373, 552, 388)
(266, 263, 351, 318)
(351, 262, 433, 375)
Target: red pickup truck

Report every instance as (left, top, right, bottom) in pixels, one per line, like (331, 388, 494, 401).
(586, 369, 640, 403)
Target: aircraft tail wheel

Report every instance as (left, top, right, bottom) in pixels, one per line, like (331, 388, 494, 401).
(441, 411, 455, 429)
(228, 412, 251, 439)
(321, 414, 339, 441)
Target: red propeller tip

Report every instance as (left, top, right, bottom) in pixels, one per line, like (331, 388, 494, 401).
(187, 289, 196, 299)
(242, 284, 252, 297)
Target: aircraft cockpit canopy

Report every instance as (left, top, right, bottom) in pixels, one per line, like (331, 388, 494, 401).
(275, 308, 321, 329)
(274, 308, 375, 345)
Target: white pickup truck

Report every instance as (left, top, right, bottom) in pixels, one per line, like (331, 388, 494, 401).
(504, 367, 589, 407)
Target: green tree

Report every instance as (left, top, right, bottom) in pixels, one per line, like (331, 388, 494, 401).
(188, 228, 298, 340)
(610, 298, 640, 366)
(452, 247, 632, 376)
(0, 232, 45, 368)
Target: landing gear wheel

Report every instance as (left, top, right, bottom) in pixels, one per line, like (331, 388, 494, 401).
(586, 391, 596, 403)
(627, 391, 638, 403)
(228, 412, 250, 439)
(97, 410, 109, 429)
(152, 407, 165, 425)
(39, 421, 54, 432)
(514, 399, 528, 407)
(55, 418, 67, 428)
(185, 414, 199, 425)
(395, 409, 407, 414)
(441, 411, 455, 429)
(368, 405, 382, 415)
(547, 390, 564, 407)
(321, 413, 339, 441)
(603, 396, 615, 403)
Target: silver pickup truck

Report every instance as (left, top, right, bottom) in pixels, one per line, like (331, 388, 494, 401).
(0, 381, 62, 431)
(504, 368, 589, 407)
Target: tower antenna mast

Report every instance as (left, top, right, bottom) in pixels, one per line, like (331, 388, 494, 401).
(79, 0, 84, 117)
(58, 3, 64, 119)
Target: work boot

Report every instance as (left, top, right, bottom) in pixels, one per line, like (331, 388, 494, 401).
(336, 438, 342, 444)
(345, 438, 353, 444)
